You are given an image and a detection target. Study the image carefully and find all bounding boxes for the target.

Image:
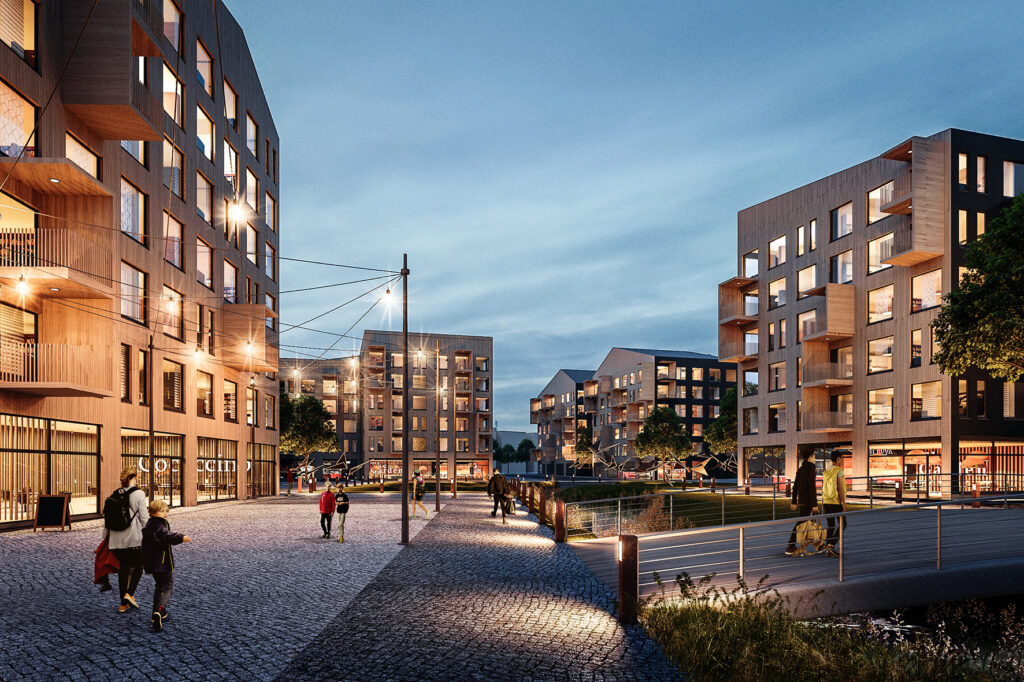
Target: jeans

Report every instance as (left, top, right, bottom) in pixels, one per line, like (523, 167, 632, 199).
(152, 571, 173, 612)
(336, 512, 346, 538)
(112, 547, 143, 601)
(823, 503, 847, 547)
(320, 513, 332, 535)
(786, 504, 815, 548)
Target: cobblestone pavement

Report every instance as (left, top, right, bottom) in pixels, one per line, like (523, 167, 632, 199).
(0, 495, 431, 681)
(276, 495, 679, 682)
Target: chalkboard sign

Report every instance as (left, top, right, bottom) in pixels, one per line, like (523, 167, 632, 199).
(34, 494, 71, 532)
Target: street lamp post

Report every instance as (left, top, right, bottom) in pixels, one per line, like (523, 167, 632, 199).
(434, 339, 441, 512)
(400, 254, 410, 545)
(249, 375, 256, 497)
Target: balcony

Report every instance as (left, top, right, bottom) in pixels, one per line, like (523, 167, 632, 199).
(220, 304, 278, 372)
(880, 137, 946, 266)
(0, 343, 113, 397)
(803, 411, 854, 433)
(801, 284, 855, 343)
(718, 296, 759, 326)
(61, 1, 163, 141)
(0, 158, 112, 197)
(802, 362, 854, 388)
(719, 340, 759, 364)
(0, 228, 113, 298)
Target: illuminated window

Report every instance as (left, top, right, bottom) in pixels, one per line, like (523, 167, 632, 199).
(223, 260, 237, 303)
(809, 219, 817, 251)
(160, 285, 183, 338)
(197, 371, 213, 417)
(0, 0, 36, 65)
(196, 40, 213, 96)
(742, 249, 758, 277)
(224, 140, 237, 184)
(796, 224, 805, 256)
(977, 212, 986, 238)
(977, 156, 986, 193)
(910, 329, 922, 368)
(867, 233, 893, 273)
(911, 381, 942, 420)
(163, 0, 181, 51)
(224, 80, 237, 129)
(196, 172, 212, 222)
(867, 337, 893, 373)
(768, 277, 786, 309)
(246, 114, 258, 156)
(958, 210, 968, 245)
(120, 262, 146, 323)
(911, 270, 941, 312)
(830, 250, 853, 283)
(197, 105, 214, 161)
(768, 362, 785, 392)
(797, 265, 817, 298)
(830, 202, 853, 240)
(120, 179, 146, 244)
(768, 235, 786, 268)
(162, 64, 184, 127)
(868, 388, 893, 423)
(162, 212, 183, 268)
(957, 153, 968, 191)
(66, 134, 98, 178)
(163, 138, 183, 197)
(196, 238, 212, 288)
(0, 79, 34, 157)
(868, 284, 893, 323)
(867, 181, 893, 223)
(121, 140, 146, 166)
(768, 403, 785, 433)
(163, 359, 183, 411)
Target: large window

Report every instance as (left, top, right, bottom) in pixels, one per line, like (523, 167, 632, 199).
(868, 284, 893, 323)
(120, 179, 146, 243)
(266, 193, 276, 232)
(120, 262, 146, 323)
(66, 134, 98, 179)
(911, 381, 942, 420)
(829, 250, 853, 284)
(224, 140, 238, 184)
(223, 260, 237, 303)
(224, 380, 238, 421)
(867, 337, 893, 373)
(742, 249, 758, 277)
(265, 242, 276, 279)
(798, 310, 816, 342)
(121, 429, 183, 508)
(197, 238, 212, 288)
(246, 113, 258, 156)
(197, 371, 213, 417)
(0, 79, 35, 157)
(797, 265, 817, 298)
(121, 139, 146, 166)
(977, 156, 986, 193)
(830, 202, 853, 240)
(160, 285, 183, 339)
(196, 105, 214, 161)
(224, 80, 238, 128)
(197, 438, 237, 502)
(247, 444, 276, 498)
(867, 181, 893, 224)
(868, 388, 894, 424)
(958, 153, 968, 191)
(768, 361, 785, 392)
(867, 233, 893, 273)
(768, 235, 786, 268)
(196, 40, 213, 96)
(911, 270, 942, 312)
(768, 277, 786, 309)
(162, 212, 182, 268)
(245, 223, 258, 263)
(768, 403, 786, 433)
(196, 172, 212, 223)
(163, 0, 181, 51)
(1004, 161, 1024, 197)
(162, 64, 183, 128)
(163, 359, 183, 410)
(0, 0, 36, 66)
(163, 138, 183, 197)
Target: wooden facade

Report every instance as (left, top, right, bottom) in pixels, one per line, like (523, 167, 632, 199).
(0, 0, 280, 527)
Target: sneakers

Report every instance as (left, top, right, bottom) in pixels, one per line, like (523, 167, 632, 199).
(151, 611, 163, 632)
(338, 536, 344, 543)
(491, 511, 496, 517)
(784, 546, 799, 556)
(117, 603, 131, 613)
(825, 545, 840, 558)
(124, 594, 139, 609)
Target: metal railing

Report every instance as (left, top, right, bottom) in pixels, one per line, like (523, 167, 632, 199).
(630, 490, 1024, 601)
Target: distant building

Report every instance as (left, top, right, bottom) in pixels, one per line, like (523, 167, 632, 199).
(530, 349, 737, 475)
(281, 330, 494, 480)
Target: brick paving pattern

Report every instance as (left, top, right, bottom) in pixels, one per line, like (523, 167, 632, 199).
(0, 494, 678, 681)
(276, 495, 678, 681)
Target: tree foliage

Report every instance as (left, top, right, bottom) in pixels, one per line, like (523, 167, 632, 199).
(704, 387, 738, 456)
(495, 443, 517, 463)
(931, 194, 1024, 381)
(516, 439, 534, 462)
(280, 394, 338, 460)
(634, 406, 693, 466)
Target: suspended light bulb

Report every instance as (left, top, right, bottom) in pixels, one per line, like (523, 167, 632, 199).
(194, 346, 203, 361)
(15, 275, 28, 296)
(245, 340, 254, 355)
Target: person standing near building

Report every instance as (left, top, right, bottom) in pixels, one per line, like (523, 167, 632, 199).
(821, 452, 847, 558)
(411, 471, 429, 519)
(785, 452, 818, 556)
(487, 467, 509, 523)
(102, 467, 150, 613)
(335, 485, 350, 543)
(319, 486, 337, 538)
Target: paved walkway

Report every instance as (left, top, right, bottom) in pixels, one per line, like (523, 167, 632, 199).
(276, 495, 677, 681)
(0, 494, 678, 680)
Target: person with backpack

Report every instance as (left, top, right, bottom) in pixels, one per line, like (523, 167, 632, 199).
(102, 466, 149, 613)
(821, 451, 848, 558)
(141, 499, 192, 632)
(785, 452, 819, 556)
(319, 486, 337, 538)
(334, 485, 350, 543)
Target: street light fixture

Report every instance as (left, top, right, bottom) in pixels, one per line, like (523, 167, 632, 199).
(400, 254, 411, 545)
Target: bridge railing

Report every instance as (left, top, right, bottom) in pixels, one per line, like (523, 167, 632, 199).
(564, 473, 1024, 541)
(621, 490, 1024, 604)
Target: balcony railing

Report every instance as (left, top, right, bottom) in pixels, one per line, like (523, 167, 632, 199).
(0, 228, 111, 285)
(803, 362, 854, 386)
(0, 342, 112, 395)
(720, 340, 759, 362)
(719, 297, 759, 325)
(803, 411, 854, 432)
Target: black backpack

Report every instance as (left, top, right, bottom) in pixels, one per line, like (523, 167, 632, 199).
(103, 486, 139, 531)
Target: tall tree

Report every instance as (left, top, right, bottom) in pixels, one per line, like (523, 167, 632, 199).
(516, 439, 534, 462)
(280, 394, 338, 465)
(704, 387, 738, 456)
(634, 406, 693, 477)
(932, 194, 1024, 381)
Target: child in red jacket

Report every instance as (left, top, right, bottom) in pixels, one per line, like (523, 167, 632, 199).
(319, 487, 337, 538)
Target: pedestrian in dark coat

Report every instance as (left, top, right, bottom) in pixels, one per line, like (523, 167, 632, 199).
(141, 500, 192, 632)
(786, 452, 819, 555)
(487, 467, 510, 523)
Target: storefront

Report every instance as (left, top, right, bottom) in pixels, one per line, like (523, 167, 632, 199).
(743, 446, 785, 483)
(412, 459, 447, 478)
(455, 459, 489, 479)
(197, 437, 237, 502)
(868, 441, 942, 495)
(121, 429, 184, 508)
(958, 440, 1024, 492)
(247, 443, 276, 498)
(367, 459, 404, 480)
(1, 415, 100, 525)
(367, 458, 490, 480)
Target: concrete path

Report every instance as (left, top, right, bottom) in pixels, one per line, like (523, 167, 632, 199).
(275, 495, 678, 681)
(572, 506, 1024, 617)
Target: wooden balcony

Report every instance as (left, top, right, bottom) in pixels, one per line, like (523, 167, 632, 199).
(0, 228, 113, 299)
(801, 284, 855, 343)
(802, 411, 854, 433)
(0, 343, 113, 397)
(719, 340, 759, 364)
(881, 137, 946, 266)
(802, 362, 854, 388)
(718, 296, 759, 326)
(0, 158, 112, 197)
(220, 304, 278, 372)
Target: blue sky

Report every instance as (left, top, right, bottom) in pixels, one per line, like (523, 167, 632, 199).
(235, 0, 1024, 432)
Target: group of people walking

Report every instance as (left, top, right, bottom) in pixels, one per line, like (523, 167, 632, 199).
(786, 450, 847, 557)
(95, 467, 192, 632)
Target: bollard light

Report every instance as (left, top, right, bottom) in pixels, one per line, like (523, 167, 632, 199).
(617, 538, 623, 562)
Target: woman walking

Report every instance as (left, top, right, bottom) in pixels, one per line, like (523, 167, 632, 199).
(411, 471, 429, 519)
(102, 466, 149, 613)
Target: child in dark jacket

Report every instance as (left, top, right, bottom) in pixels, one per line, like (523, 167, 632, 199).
(141, 500, 192, 632)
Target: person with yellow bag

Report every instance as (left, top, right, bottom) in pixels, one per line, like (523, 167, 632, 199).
(786, 451, 824, 556)
(821, 452, 847, 558)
